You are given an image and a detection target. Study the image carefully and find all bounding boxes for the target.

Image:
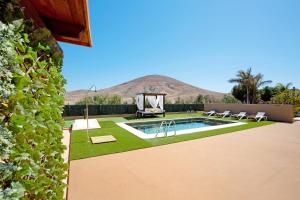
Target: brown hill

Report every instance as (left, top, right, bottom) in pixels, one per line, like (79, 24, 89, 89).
(65, 75, 225, 104)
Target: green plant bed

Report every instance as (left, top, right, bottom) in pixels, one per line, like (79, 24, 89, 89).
(70, 114, 274, 160)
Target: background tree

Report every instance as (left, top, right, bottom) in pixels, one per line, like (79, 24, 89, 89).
(229, 68, 271, 104)
(185, 96, 195, 104)
(131, 96, 136, 104)
(221, 95, 240, 103)
(107, 94, 122, 104)
(275, 82, 293, 93)
(164, 98, 173, 104)
(259, 86, 276, 102)
(251, 73, 272, 103)
(231, 85, 247, 103)
(203, 95, 217, 103)
(194, 94, 204, 104)
(175, 97, 184, 104)
(229, 68, 253, 104)
(76, 94, 123, 105)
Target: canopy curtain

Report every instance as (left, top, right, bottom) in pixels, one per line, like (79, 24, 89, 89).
(146, 96, 159, 109)
(136, 94, 144, 110)
(157, 95, 164, 110)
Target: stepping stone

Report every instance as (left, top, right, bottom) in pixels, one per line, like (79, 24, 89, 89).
(90, 135, 116, 144)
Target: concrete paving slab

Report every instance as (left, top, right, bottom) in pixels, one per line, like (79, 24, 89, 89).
(72, 119, 101, 131)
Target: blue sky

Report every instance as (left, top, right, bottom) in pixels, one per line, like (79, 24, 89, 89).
(61, 0, 300, 92)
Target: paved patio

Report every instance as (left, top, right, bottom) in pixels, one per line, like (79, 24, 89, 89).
(68, 121, 300, 200)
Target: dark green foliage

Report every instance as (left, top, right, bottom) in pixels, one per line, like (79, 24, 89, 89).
(1, 1, 67, 199)
(231, 85, 247, 103)
(194, 94, 204, 104)
(258, 84, 299, 104)
(259, 86, 276, 102)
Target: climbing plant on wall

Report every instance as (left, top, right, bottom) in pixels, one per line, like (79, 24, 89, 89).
(0, 1, 67, 199)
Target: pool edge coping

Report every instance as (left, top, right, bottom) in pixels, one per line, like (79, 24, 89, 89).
(116, 117, 246, 139)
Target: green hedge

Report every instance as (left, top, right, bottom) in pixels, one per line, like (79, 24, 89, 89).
(63, 104, 204, 116)
(0, 1, 67, 199)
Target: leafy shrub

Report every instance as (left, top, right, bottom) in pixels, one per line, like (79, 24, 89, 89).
(0, 2, 67, 199)
(294, 106, 300, 112)
(0, 20, 26, 200)
(270, 90, 300, 105)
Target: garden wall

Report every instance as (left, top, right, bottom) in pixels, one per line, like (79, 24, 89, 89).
(204, 103, 294, 123)
(63, 104, 204, 117)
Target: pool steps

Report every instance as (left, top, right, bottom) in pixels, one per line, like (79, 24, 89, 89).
(155, 120, 177, 137)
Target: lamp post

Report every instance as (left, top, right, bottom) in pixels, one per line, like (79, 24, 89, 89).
(86, 85, 97, 142)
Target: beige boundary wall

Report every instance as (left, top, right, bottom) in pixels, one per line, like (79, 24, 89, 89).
(204, 103, 294, 123)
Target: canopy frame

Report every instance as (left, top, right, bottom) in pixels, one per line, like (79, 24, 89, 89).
(136, 93, 166, 111)
(136, 93, 167, 118)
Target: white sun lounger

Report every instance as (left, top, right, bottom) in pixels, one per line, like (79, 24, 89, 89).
(203, 110, 216, 116)
(249, 112, 268, 122)
(231, 112, 248, 120)
(216, 110, 231, 118)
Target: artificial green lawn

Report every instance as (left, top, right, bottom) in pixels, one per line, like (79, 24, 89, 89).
(70, 113, 274, 160)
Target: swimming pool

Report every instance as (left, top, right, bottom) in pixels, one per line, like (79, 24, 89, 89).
(117, 117, 245, 139)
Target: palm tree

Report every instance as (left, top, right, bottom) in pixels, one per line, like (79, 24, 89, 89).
(229, 68, 272, 104)
(229, 68, 253, 104)
(251, 73, 272, 103)
(275, 82, 293, 93)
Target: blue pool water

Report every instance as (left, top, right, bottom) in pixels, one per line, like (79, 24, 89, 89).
(129, 118, 232, 134)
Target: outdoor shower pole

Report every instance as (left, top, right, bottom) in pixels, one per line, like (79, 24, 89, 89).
(86, 85, 97, 142)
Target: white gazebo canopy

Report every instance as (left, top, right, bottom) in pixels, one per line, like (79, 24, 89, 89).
(136, 93, 166, 111)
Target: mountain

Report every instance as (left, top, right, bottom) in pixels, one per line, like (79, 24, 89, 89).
(65, 75, 225, 104)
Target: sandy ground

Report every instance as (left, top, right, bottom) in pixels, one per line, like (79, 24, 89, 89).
(68, 121, 300, 200)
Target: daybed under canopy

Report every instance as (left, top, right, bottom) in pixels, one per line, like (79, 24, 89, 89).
(136, 93, 166, 117)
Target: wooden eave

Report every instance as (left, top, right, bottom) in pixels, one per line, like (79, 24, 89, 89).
(21, 0, 92, 47)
